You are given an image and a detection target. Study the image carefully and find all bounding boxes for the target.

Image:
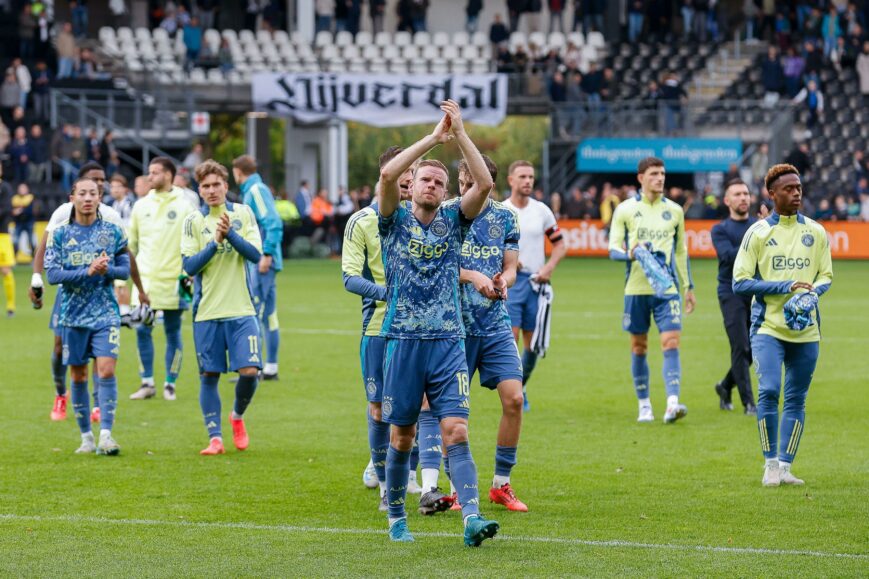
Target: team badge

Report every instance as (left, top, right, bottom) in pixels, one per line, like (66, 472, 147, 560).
(96, 232, 112, 248)
(366, 378, 377, 396)
(382, 399, 393, 417)
(232, 219, 243, 231)
(801, 234, 814, 247)
(661, 211, 672, 221)
(488, 224, 504, 239)
(430, 220, 448, 237)
(167, 210, 177, 220)
(622, 313, 631, 330)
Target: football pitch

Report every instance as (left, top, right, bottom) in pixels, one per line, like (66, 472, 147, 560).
(1, 258, 867, 577)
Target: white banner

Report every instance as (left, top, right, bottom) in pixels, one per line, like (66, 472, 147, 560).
(252, 73, 508, 127)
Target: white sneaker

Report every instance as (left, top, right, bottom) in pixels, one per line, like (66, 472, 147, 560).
(779, 464, 804, 485)
(97, 433, 121, 456)
(637, 406, 655, 422)
(762, 460, 781, 487)
(362, 459, 379, 489)
(663, 404, 688, 424)
(163, 384, 176, 401)
(75, 435, 96, 454)
(130, 385, 156, 400)
(407, 471, 423, 494)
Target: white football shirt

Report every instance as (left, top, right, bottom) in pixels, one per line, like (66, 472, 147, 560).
(502, 196, 558, 275)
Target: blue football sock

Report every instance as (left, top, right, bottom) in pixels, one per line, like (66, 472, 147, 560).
(136, 324, 154, 379)
(234, 374, 259, 416)
(70, 380, 90, 434)
(367, 412, 389, 484)
(91, 366, 99, 407)
(443, 455, 451, 481)
(521, 349, 537, 385)
(51, 351, 67, 396)
(662, 349, 681, 398)
(631, 352, 650, 400)
(447, 442, 480, 519)
(163, 310, 183, 383)
(386, 445, 411, 519)
(98, 376, 118, 431)
(199, 374, 222, 438)
(410, 436, 420, 473)
(757, 411, 778, 461)
(265, 321, 280, 366)
(417, 410, 442, 471)
(494, 445, 517, 478)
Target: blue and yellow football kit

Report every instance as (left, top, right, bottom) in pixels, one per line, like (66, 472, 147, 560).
(733, 212, 832, 464)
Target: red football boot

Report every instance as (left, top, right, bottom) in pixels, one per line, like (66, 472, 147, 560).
(230, 413, 249, 451)
(200, 438, 225, 455)
(50, 395, 68, 421)
(488, 483, 528, 512)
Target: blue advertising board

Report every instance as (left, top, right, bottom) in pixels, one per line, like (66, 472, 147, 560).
(576, 138, 743, 173)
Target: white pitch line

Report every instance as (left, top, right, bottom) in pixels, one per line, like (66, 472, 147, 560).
(1, 513, 866, 561)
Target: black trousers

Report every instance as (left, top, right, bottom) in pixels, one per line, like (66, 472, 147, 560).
(718, 292, 755, 407)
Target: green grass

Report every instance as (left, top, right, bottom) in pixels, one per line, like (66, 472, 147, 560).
(1, 258, 867, 577)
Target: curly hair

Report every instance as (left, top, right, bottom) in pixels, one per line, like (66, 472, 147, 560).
(765, 163, 800, 191)
(457, 154, 498, 182)
(194, 159, 229, 184)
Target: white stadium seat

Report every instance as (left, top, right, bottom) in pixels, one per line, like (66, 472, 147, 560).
(342, 45, 361, 59)
(274, 30, 290, 46)
(568, 31, 585, 46)
(441, 45, 460, 60)
(389, 60, 408, 73)
(381, 45, 400, 60)
(99, 27, 115, 44)
(117, 27, 133, 42)
(374, 31, 392, 46)
(450, 59, 470, 74)
(368, 61, 388, 73)
(421, 45, 440, 60)
(394, 31, 412, 46)
(529, 31, 547, 48)
(430, 58, 449, 73)
(207, 68, 224, 84)
(432, 32, 450, 47)
(471, 60, 490, 73)
(509, 31, 527, 50)
(153, 27, 169, 44)
(401, 45, 420, 59)
(328, 58, 347, 72)
(413, 31, 431, 47)
(410, 60, 429, 74)
(362, 45, 381, 60)
(548, 32, 566, 49)
(189, 68, 207, 83)
(355, 31, 373, 46)
(256, 29, 272, 44)
(471, 31, 488, 46)
(320, 44, 340, 60)
(335, 31, 354, 46)
(239, 29, 255, 44)
(452, 31, 469, 46)
(348, 59, 367, 73)
(460, 45, 479, 60)
(315, 30, 333, 47)
(587, 31, 605, 48)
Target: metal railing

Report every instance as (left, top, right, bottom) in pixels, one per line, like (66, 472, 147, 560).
(50, 88, 185, 171)
(548, 99, 793, 141)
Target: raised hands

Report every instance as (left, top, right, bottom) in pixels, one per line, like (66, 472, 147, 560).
(440, 99, 465, 137)
(215, 213, 231, 244)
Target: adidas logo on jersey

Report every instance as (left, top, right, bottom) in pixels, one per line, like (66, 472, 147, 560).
(66, 238, 78, 246)
(766, 238, 778, 246)
(249, 354, 260, 363)
(634, 211, 644, 219)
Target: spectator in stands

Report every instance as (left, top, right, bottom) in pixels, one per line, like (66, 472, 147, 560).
(534, 47, 563, 75)
(548, 191, 564, 219)
(183, 143, 204, 175)
(0, 71, 20, 129)
(600, 183, 622, 232)
(28, 124, 49, 184)
(245, 0, 262, 31)
(295, 180, 313, 232)
(71, 0, 89, 39)
(35, 8, 51, 60)
(803, 40, 823, 82)
(792, 78, 824, 129)
(133, 175, 150, 200)
(857, 40, 869, 107)
(743, 0, 758, 42)
(108, 0, 128, 27)
(490, 13, 510, 47)
(310, 187, 334, 246)
(183, 17, 203, 72)
(160, 5, 179, 36)
(465, 0, 482, 34)
(782, 46, 805, 97)
(334, 185, 355, 250)
(371, 0, 386, 34)
(218, 38, 234, 76)
(31, 61, 50, 121)
(8, 127, 32, 183)
(99, 131, 116, 166)
(356, 184, 372, 208)
(11, 59, 30, 112)
(581, 61, 603, 104)
(831, 194, 850, 221)
(750, 143, 769, 191)
(759, 0, 775, 41)
(858, 179, 869, 221)
(546, 0, 563, 33)
(802, 7, 822, 43)
(8, 107, 26, 135)
(563, 186, 583, 219)
(822, 6, 842, 59)
(507, 0, 524, 32)
(56, 23, 77, 80)
(628, 0, 645, 43)
(12, 182, 34, 254)
(853, 150, 868, 188)
(814, 198, 833, 220)
(681, 1, 694, 40)
(660, 72, 688, 134)
(408, 0, 429, 33)
(196, 0, 218, 30)
(74, 48, 98, 80)
(785, 142, 811, 177)
(549, 69, 568, 102)
(109, 174, 135, 225)
(761, 46, 785, 104)
(19, 4, 36, 59)
(583, 0, 605, 35)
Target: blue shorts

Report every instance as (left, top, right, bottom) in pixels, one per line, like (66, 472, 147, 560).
(507, 272, 538, 331)
(193, 316, 262, 374)
(465, 332, 523, 389)
(623, 294, 682, 335)
(50, 293, 62, 336)
(250, 266, 278, 322)
(382, 338, 470, 426)
(360, 335, 385, 403)
(62, 325, 120, 366)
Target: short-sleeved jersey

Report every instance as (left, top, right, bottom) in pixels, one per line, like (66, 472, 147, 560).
(45, 219, 127, 329)
(129, 187, 197, 309)
(733, 213, 833, 343)
(342, 203, 386, 337)
(46, 202, 125, 234)
(502, 197, 557, 275)
(609, 193, 693, 296)
(379, 202, 469, 339)
(459, 199, 520, 336)
(181, 202, 263, 322)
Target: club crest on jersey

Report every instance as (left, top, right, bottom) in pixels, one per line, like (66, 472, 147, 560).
(167, 210, 177, 220)
(366, 378, 377, 396)
(622, 313, 631, 330)
(430, 220, 448, 237)
(488, 224, 504, 239)
(96, 232, 112, 248)
(232, 219, 243, 231)
(382, 399, 393, 417)
(801, 233, 814, 247)
(661, 211, 672, 221)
